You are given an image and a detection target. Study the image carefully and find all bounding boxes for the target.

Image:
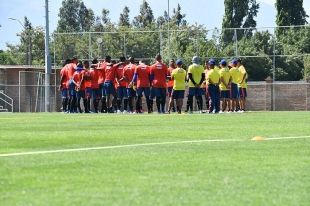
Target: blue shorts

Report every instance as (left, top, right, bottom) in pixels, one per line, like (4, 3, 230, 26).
(127, 88, 136, 98)
(68, 79, 76, 96)
(172, 90, 185, 99)
(99, 83, 105, 97)
(188, 87, 203, 96)
(154, 88, 166, 97)
(92, 88, 101, 99)
(150, 87, 156, 99)
(168, 87, 173, 97)
(220, 90, 230, 98)
(61, 88, 68, 99)
(137, 87, 150, 97)
(230, 83, 239, 99)
(117, 86, 127, 99)
(104, 81, 116, 95)
(202, 88, 207, 95)
(86, 87, 91, 99)
(76, 90, 85, 99)
(238, 88, 247, 98)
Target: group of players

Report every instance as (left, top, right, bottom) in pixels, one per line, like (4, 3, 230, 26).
(59, 54, 247, 114)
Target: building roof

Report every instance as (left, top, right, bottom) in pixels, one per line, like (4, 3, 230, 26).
(0, 65, 61, 70)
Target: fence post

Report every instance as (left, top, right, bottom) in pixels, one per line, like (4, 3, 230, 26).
(306, 76, 310, 111)
(265, 76, 273, 111)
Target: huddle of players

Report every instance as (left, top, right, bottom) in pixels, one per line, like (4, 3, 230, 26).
(59, 54, 247, 114)
(60, 54, 170, 114)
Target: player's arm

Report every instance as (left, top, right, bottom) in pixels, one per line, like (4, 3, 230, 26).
(239, 72, 247, 84)
(59, 74, 64, 90)
(199, 73, 205, 85)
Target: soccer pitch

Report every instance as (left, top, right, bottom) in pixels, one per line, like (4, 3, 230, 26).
(0, 112, 310, 205)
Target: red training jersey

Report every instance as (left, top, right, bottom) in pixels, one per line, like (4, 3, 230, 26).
(60, 66, 69, 89)
(73, 70, 86, 91)
(98, 62, 106, 84)
(123, 64, 136, 88)
(167, 67, 175, 87)
(90, 67, 99, 89)
(114, 63, 127, 87)
(135, 63, 151, 88)
(84, 69, 91, 88)
(66, 63, 77, 79)
(104, 63, 116, 81)
(150, 61, 168, 88)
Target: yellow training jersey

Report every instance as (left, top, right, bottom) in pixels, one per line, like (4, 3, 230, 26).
(214, 66, 220, 73)
(188, 64, 204, 88)
(230, 67, 239, 84)
(172, 68, 186, 90)
(206, 69, 220, 85)
(238, 65, 247, 88)
(219, 67, 231, 91)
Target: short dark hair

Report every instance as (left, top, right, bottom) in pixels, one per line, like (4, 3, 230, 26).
(237, 58, 242, 63)
(120, 56, 126, 61)
(155, 53, 162, 61)
(72, 57, 78, 61)
(83, 60, 89, 65)
(92, 58, 98, 64)
(77, 61, 83, 68)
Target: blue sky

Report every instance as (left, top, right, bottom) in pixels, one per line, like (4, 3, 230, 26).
(0, 0, 309, 50)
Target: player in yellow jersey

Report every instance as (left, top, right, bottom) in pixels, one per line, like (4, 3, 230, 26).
(206, 59, 221, 114)
(168, 59, 186, 114)
(219, 60, 231, 113)
(237, 58, 247, 113)
(229, 59, 239, 113)
(188, 56, 205, 114)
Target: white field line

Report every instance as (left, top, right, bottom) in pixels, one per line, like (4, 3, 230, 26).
(0, 136, 309, 157)
(0, 139, 237, 157)
(264, 136, 310, 140)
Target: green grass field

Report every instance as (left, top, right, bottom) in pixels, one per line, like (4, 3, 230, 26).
(1, 112, 310, 205)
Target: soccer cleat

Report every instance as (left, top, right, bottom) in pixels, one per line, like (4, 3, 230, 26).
(117, 110, 121, 114)
(227, 110, 232, 114)
(219, 111, 225, 114)
(129, 110, 133, 114)
(161, 110, 165, 114)
(148, 110, 152, 114)
(199, 110, 203, 114)
(178, 111, 182, 114)
(123, 110, 128, 114)
(157, 111, 161, 114)
(189, 110, 194, 114)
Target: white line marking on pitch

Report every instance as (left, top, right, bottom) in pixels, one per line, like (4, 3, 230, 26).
(0, 136, 309, 157)
(0, 139, 237, 157)
(264, 136, 310, 140)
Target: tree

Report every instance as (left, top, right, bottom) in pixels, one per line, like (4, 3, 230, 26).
(101, 8, 111, 25)
(119, 6, 130, 27)
(221, 0, 250, 46)
(243, 0, 260, 38)
(276, 0, 309, 36)
(57, 0, 80, 32)
(132, 0, 155, 28)
(171, 4, 187, 27)
(79, 2, 95, 32)
(156, 11, 169, 28)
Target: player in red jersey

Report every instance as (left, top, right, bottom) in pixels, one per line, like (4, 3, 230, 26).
(123, 57, 136, 113)
(67, 57, 78, 113)
(103, 58, 117, 113)
(114, 57, 127, 113)
(59, 59, 71, 113)
(83, 60, 91, 113)
(89, 59, 100, 113)
(72, 61, 87, 113)
(150, 54, 169, 114)
(133, 60, 152, 113)
(98, 56, 111, 113)
(167, 59, 177, 112)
